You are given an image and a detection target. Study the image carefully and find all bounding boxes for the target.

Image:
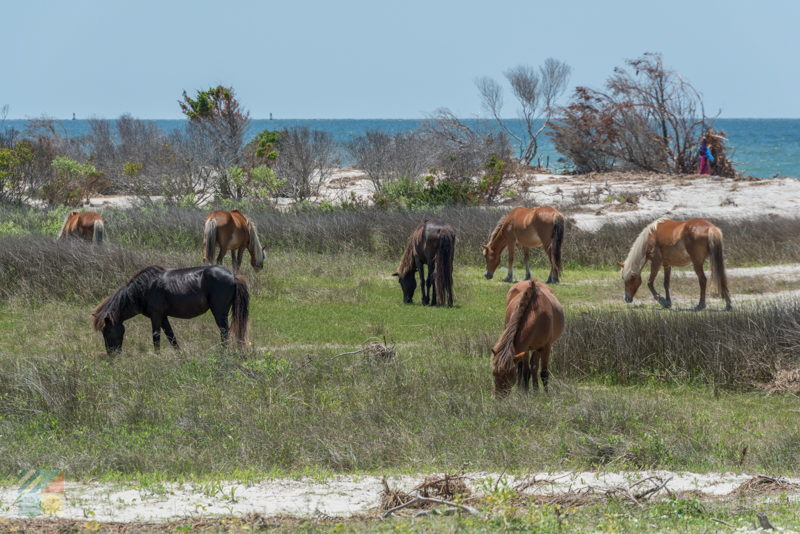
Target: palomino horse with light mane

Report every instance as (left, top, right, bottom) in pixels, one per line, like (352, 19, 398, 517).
(619, 218, 732, 311)
(203, 210, 266, 274)
(491, 279, 565, 397)
(57, 210, 105, 244)
(483, 206, 565, 283)
(393, 219, 456, 307)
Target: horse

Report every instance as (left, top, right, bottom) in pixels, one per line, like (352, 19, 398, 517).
(203, 209, 266, 274)
(491, 279, 565, 397)
(482, 206, 565, 284)
(393, 219, 456, 307)
(57, 210, 105, 244)
(619, 218, 732, 311)
(92, 265, 250, 355)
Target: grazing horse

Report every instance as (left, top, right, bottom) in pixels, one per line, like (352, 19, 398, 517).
(619, 218, 732, 311)
(92, 265, 250, 354)
(203, 210, 265, 274)
(393, 219, 456, 307)
(491, 279, 565, 397)
(57, 210, 105, 244)
(483, 206, 565, 284)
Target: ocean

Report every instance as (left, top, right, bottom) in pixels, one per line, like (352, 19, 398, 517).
(4, 118, 799, 178)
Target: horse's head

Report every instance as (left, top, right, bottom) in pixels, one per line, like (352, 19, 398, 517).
(482, 244, 500, 279)
(393, 271, 417, 303)
(491, 349, 527, 397)
(619, 261, 641, 303)
(250, 244, 266, 272)
(99, 317, 125, 354)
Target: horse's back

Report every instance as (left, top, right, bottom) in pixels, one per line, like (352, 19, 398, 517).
(506, 280, 564, 348)
(149, 265, 237, 318)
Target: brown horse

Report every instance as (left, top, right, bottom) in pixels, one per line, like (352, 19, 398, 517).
(619, 218, 732, 311)
(393, 219, 456, 307)
(483, 206, 565, 284)
(491, 279, 565, 397)
(203, 210, 266, 274)
(57, 210, 105, 244)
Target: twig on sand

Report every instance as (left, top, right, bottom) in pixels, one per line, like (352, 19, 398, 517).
(711, 517, 734, 528)
(382, 496, 484, 519)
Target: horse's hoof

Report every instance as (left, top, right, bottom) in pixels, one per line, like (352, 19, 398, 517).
(694, 304, 706, 311)
(524, 274, 532, 281)
(657, 297, 671, 309)
(725, 304, 733, 311)
(502, 277, 513, 283)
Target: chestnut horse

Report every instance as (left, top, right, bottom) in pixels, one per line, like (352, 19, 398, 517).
(491, 279, 565, 397)
(92, 265, 249, 354)
(57, 210, 105, 244)
(619, 218, 731, 310)
(203, 210, 265, 274)
(393, 219, 456, 307)
(483, 206, 565, 284)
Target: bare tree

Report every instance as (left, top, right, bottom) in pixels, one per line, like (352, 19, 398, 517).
(549, 53, 730, 175)
(347, 130, 434, 192)
(476, 58, 571, 165)
(179, 86, 251, 197)
(275, 127, 337, 201)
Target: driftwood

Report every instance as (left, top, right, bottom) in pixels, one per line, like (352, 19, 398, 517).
(382, 496, 484, 519)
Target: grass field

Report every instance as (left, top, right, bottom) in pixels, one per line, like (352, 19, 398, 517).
(1, 206, 799, 530)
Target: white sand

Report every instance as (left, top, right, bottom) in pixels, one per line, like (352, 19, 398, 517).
(0, 471, 795, 522)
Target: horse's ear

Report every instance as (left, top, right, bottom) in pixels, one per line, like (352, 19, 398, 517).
(481, 245, 488, 250)
(514, 352, 526, 360)
(617, 261, 625, 268)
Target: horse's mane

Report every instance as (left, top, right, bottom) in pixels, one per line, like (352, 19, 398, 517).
(486, 212, 510, 247)
(57, 210, 80, 239)
(491, 280, 538, 373)
(397, 221, 425, 277)
(621, 218, 667, 280)
(247, 219, 265, 264)
(92, 266, 165, 330)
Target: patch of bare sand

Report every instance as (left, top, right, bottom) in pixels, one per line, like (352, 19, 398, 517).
(1, 471, 798, 523)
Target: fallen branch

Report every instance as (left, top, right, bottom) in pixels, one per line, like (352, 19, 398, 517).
(382, 496, 484, 519)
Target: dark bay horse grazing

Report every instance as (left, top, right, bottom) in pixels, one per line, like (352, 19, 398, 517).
(491, 279, 565, 397)
(393, 219, 456, 307)
(57, 210, 105, 244)
(619, 218, 732, 311)
(92, 265, 249, 354)
(483, 206, 564, 284)
(203, 210, 265, 274)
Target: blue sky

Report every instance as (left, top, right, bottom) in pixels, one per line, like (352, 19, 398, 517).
(4, 0, 799, 119)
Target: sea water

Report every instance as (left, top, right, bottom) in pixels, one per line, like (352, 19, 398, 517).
(4, 118, 798, 178)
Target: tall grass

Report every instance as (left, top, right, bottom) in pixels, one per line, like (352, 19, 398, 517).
(3, 203, 800, 267)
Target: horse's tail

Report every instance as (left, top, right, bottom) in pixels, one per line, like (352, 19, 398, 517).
(57, 211, 78, 240)
(549, 212, 565, 277)
(230, 275, 250, 346)
(708, 226, 730, 303)
(203, 217, 217, 264)
(434, 230, 456, 307)
(93, 219, 105, 245)
(492, 280, 538, 374)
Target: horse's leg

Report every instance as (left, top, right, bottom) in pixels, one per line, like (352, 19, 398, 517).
(540, 346, 552, 393)
(216, 247, 226, 266)
(693, 261, 707, 311)
(162, 318, 179, 349)
(647, 255, 666, 307)
(530, 350, 540, 393)
(427, 259, 437, 306)
(235, 248, 244, 274)
(149, 314, 162, 351)
(417, 258, 429, 305)
(662, 266, 672, 309)
(516, 358, 528, 394)
(523, 248, 532, 281)
(211, 306, 230, 346)
(503, 240, 516, 282)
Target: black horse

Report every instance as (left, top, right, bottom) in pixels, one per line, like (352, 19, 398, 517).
(393, 219, 456, 307)
(92, 265, 249, 354)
